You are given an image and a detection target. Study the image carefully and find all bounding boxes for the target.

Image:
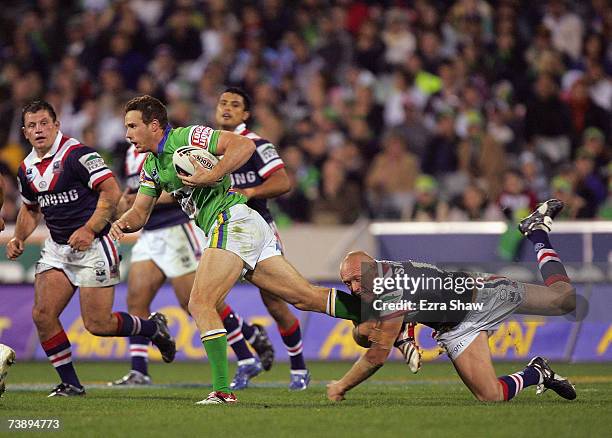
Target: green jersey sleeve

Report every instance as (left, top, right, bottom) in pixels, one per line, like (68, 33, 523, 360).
(172, 126, 221, 155)
(138, 156, 162, 197)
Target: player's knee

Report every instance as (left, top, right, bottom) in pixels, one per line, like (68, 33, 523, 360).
(32, 306, 53, 327)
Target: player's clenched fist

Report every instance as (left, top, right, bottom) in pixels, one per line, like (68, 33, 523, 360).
(67, 225, 95, 251)
(326, 381, 346, 402)
(109, 219, 131, 241)
(6, 237, 24, 260)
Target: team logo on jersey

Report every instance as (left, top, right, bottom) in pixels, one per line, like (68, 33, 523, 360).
(26, 167, 35, 182)
(191, 126, 213, 149)
(257, 143, 279, 163)
(38, 181, 47, 189)
(79, 153, 106, 173)
(52, 161, 63, 174)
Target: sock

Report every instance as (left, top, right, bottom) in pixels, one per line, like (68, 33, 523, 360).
(129, 336, 149, 375)
(113, 312, 158, 337)
(240, 317, 257, 343)
(498, 366, 542, 401)
(326, 288, 362, 323)
(528, 230, 570, 286)
(220, 305, 255, 362)
(41, 330, 82, 388)
(280, 319, 306, 371)
(201, 329, 230, 393)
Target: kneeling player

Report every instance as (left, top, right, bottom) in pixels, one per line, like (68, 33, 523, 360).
(329, 200, 577, 402)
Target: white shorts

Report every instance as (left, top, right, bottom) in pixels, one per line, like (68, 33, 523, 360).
(202, 204, 281, 270)
(435, 277, 525, 360)
(36, 236, 121, 287)
(131, 222, 204, 278)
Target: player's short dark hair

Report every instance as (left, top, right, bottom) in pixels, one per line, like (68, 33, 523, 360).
(22, 99, 57, 127)
(223, 87, 251, 112)
(124, 95, 169, 127)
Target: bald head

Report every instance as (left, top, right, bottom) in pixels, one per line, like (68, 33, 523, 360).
(340, 251, 375, 297)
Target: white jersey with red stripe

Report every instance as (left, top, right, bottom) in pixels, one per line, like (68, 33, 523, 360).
(16, 131, 114, 244)
(229, 123, 285, 223)
(124, 144, 189, 231)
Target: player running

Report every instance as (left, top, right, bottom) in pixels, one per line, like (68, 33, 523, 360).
(112, 95, 365, 405)
(329, 199, 577, 403)
(216, 87, 310, 390)
(6, 100, 175, 397)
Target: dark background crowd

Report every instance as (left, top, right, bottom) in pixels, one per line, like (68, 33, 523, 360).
(0, 0, 610, 227)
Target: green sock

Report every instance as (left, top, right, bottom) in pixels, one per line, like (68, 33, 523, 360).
(327, 288, 362, 323)
(201, 331, 230, 393)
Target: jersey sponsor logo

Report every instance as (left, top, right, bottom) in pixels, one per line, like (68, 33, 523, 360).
(79, 153, 106, 173)
(38, 181, 48, 189)
(257, 143, 279, 163)
(230, 171, 258, 186)
(37, 189, 79, 207)
(190, 126, 213, 149)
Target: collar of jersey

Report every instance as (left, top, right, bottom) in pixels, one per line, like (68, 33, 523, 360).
(157, 125, 172, 154)
(233, 123, 247, 135)
(30, 131, 63, 164)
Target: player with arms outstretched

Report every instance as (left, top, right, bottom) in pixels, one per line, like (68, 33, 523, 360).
(112, 95, 364, 405)
(6, 100, 175, 397)
(328, 200, 577, 402)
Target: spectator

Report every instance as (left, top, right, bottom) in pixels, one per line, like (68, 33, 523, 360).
(405, 175, 449, 221)
(366, 132, 418, 219)
(448, 183, 504, 221)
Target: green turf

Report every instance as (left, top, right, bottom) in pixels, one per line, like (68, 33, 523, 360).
(2, 361, 611, 437)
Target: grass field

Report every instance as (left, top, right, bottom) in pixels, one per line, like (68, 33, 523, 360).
(2, 361, 611, 437)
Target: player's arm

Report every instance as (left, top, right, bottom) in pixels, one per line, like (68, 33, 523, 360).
(6, 203, 42, 260)
(180, 131, 255, 187)
(327, 317, 404, 401)
(110, 191, 157, 240)
(67, 177, 121, 251)
(239, 168, 291, 199)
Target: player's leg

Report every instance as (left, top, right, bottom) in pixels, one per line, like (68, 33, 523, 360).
(517, 199, 576, 316)
(0, 344, 16, 397)
(110, 260, 166, 385)
(451, 332, 542, 401)
(79, 284, 176, 363)
(32, 269, 84, 396)
(247, 255, 362, 322)
(260, 290, 310, 390)
(217, 302, 264, 390)
(189, 248, 244, 403)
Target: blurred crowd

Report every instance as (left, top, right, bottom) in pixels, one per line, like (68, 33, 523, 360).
(0, 0, 611, 226)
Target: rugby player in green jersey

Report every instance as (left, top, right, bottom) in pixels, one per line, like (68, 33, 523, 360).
(110, 95, 362, 405)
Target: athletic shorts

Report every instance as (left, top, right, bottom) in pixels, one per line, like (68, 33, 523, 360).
(202, 204, 281, 271)
(435, 276, 525, 360)
(36, 236, 120, 287)
(131, 222, 204, 278)
(267, 220, 284, 254)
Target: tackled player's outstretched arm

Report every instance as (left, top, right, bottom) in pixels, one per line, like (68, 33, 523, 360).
(328, 317, 404, 401)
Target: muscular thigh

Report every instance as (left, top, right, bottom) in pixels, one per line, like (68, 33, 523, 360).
(451, 331, 502, 401)
(127, 260, 166, 315)
(247, 255, 327, 312)
(190, 248, 244, 307)
(34, 269, 76, 315)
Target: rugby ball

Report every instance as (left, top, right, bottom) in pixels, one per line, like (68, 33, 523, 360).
(172, 145, 219, 177)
